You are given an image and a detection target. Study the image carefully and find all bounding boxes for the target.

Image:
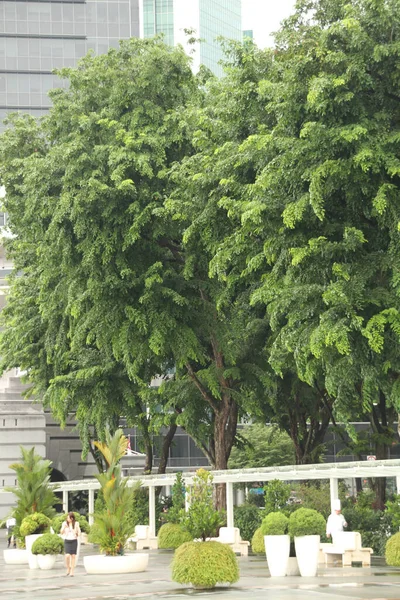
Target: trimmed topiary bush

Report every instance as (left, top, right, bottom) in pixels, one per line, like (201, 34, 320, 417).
(385, 532, 400, 566)
(52, 512, 90, 535)
(260, 512, 289, 536)
(32, 533, 64, 555)
(20, 513, 51, 537)
(251, 527, 265, 554)
(288, 508, 325, 538)
(158, 523, 192, 549)
(172, 541, 239, 587)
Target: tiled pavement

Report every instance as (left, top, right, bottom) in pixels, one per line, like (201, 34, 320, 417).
(2, 537, 400, 600)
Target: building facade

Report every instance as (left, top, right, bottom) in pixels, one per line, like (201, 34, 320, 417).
(0, 0, 140, 124)
(140, 0, 242, 76)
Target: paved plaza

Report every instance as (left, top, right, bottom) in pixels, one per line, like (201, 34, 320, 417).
(2, 537, 400, 600)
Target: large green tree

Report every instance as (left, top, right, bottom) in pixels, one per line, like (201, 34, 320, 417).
(210, 0, 400, 506)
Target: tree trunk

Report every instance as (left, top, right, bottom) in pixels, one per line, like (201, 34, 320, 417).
(157, 423, 177, 475)
(213, 399, 238, 510)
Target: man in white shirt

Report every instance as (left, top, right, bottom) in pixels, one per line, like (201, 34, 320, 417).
(326, 499, 347, 540)
(6, 517, 16, 548)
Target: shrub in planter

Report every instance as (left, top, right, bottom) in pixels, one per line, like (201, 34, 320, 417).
(260, 512, 289, 535)
(158, 523, 192, 549)
(385, 532, 400, 566)
(234, 504, 262, 542)
(31, 533, 64, 556)
(288, 508, 325, 538)
(165, 472, 186, 525)
(251, 527, 265, 554)
(172, 541, 239, 587)
(20, 513, 51, 537)
(52, 513, 90, 535)
(180, 470, 224, 541)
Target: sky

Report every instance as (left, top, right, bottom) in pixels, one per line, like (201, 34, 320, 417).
(242, 0, 297, 48)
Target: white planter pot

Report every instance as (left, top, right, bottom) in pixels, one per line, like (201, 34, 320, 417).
(294, 535, 320, 577)
(264, 535, 290, 577)
(25, 534, 43, 570)
(83, 553, 149, 574)
(3, 549, 29, 565)
(37, 554, 57, 570)
(286, 556, 300, 576)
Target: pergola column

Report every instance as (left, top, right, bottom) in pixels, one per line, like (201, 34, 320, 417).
(149, 485, 156, 537)
(330, 477, 339, 512)
(88, 488, 95, 525)
(226, 481, 234, 528)
(62, 490, 68, 513)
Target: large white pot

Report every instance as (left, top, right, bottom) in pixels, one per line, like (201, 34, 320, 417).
(294, 535, 320, 577)
(264, 535, 290, 577)
(37, 554, 57, 570)
(84, 553, 149, 574)
(286, 556, 300, 576)
(25, 534, 43, 570)
(3, 549, 29, 565)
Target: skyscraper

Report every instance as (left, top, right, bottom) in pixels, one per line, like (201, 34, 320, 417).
(140, 0, 242, 76)
(0, 1, 140, 125)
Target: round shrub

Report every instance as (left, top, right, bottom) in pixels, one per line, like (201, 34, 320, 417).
(260, 512, 289, 536)
(158, 523, 192, 549)
(20, 513, 51, 537)
(386, 532, 400, 566)
(172, 541, 239, 587)
(288, 508, 325, 538)
(52, 512, 90, 535)
(32, 533, 64, 555)
(251, 527, 265, 554)
(233, 504, 262, 542)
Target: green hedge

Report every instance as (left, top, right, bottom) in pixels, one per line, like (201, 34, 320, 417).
(251, 527, 265, 554)
(158, 523, 192, 549)
(172, 541, 239, 587)
(386, 532, 400, 566)
(32, 533, 64, 555)
(52, 513, 90, 535)
(233, 504, 262, 542)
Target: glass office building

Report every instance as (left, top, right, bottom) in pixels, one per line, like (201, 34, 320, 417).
(140, 0, 242, 76)
(0, 1, 140, 125)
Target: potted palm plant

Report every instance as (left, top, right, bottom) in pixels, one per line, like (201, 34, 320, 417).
(84, 429, 148, 574)
(31, 533, 64, 570)
(288, 508, 326, 577)
(3, 447, 58, 566)
(261, 512, 290, 577)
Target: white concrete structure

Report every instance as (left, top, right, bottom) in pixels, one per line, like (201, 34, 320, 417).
(13, 458, 398, 535)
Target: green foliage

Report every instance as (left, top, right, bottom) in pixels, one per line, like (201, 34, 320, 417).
(172, 541, 239, 587)
(89, 429, 140, 555)
(126, 487, 150, 529)
(31, 533, 64, 555)
(158, 522, 192, 549)
(6, 447, 58, 544)
(20, 513, 51, 537)
(180, 469, 224, 541)
(233, 504, 262, 543)
(288, 508, 326, 538)
(264, 480, 291, 514)
(386, 495, 400, 529)
(166, 472, 186, 524)
(229, 425, 295, 470)
(295, 483, 344, 519)
(52, 513, 90, 535)
(251, 527, 265, 554)
(260, 512, 289, 536)
(385, 532, 400, 566)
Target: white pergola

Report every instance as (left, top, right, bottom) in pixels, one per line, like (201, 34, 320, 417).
(49, 459, 400, 536)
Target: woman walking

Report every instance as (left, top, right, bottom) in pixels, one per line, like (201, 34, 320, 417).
(60, 512, 81, 576)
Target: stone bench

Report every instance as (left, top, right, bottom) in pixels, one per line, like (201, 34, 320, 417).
(127, 525, 158, 550)
(210, 527, 250, 556)
(322, 532, 373, 567)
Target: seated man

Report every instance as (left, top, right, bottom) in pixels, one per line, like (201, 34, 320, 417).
(326, 499, 347, 539)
